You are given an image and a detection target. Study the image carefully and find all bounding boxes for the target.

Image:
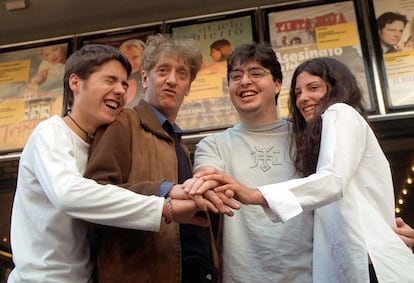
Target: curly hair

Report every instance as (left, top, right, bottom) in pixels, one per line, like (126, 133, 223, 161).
(141, 33, 202, 82)
(288, 57, 365, 176)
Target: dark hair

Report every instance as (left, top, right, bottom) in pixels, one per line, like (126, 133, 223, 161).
(288, 57, 365, 176)
(210, 39, 233, 61)
(64, 44, 131, 109)
(377, 12, 408, 31)
(227, 42, 283, 104)
(141, 33, 202, 82)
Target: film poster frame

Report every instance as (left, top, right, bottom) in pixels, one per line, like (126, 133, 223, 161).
(167, 10, 258, 133)
(0, 39, 73, 153)
(263, 0, 376, 117)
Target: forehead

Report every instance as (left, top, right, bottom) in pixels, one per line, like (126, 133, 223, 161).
(91, 60, 127, 77)
(296, 71, 324, 85)
(153, 54, 188, 69)
(384, 21, 405, 29)
(232, 59, 262, 69)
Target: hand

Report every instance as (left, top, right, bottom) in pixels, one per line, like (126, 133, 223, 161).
(22, 81, 40, 92)
(393, 217, 414, 250)
(183, 174, 240, 215)
(200, 171, 265, 206)
(404, 39, 414, 50)
(182, 174, 219, 196)
(194, 190, 239, 216)
(186, 167, 230, 195)
(168, 184, 190, 200)
(169, 199, 210, 227)
(191, 194, 219, 214)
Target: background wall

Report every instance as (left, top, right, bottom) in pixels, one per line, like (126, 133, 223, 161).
(0, 1, 413, 276)
(0, 0, 295, 46)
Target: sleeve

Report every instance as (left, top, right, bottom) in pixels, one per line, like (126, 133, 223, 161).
(31, 122, 163, 231)
(258, 104, 367, 222)
(193, 134, 226, 173)
(85, 119, 162, 196)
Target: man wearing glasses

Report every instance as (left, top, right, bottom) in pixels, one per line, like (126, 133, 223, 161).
(189, 42, 313, 282)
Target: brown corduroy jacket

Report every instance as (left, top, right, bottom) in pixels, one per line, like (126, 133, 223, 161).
(84, 100, 219, 283)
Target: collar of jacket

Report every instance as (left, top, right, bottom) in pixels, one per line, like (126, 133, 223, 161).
(133, 99, 173, 141)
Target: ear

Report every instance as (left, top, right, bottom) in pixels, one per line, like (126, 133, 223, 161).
(274, 79, 282, 95)
(141, 70, 148, 88)
(68, 73, 80, 92)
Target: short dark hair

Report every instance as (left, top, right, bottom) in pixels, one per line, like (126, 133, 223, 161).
(377, 12, 408, 31)
(210, 39, 233, 61)
(64, 44, 132, 109)
(227, 42, 283, 104)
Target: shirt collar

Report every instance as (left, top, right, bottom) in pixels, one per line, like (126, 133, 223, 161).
(148, 103, 183, 135)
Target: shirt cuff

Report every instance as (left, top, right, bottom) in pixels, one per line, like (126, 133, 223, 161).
(258, 184, 303, 223)
(159, 181, 174, 197)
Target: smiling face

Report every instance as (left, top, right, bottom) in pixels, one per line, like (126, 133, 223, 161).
(294, 71, 329, 123)
(142, 55, 191, 122)
(229, 60, 281, 125)
(70, 60, 129, 133)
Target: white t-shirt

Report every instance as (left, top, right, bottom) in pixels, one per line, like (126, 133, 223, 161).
(194, 118, 313, 283)
(8, 115, 164, 283)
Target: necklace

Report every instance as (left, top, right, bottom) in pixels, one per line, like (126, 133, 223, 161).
(66, 111, 95, 140)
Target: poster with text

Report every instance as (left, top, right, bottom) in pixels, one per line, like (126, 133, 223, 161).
(81, 28, 159, 109)
(372, 0, 414, 108)
(0, 42, 69, 153)
(171, 14, 255, 132)
(267, 1, 373, 117)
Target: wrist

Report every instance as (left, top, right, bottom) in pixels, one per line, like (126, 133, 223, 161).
(163, 197, 174, 224)
(252, 188, 266, 206)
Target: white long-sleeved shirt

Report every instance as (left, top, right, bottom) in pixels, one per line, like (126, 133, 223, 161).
(259, 103, 414, 282)
(8, 115, 164, 283)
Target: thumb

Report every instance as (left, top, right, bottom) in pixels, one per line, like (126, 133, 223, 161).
(395, 217, 404, 228)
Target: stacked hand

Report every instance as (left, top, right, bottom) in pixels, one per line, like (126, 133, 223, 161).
(183, 167, 266, 206)
(166, 177, 240, 227)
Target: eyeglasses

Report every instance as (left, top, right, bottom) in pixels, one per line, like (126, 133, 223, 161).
(229, 68, 271, 82)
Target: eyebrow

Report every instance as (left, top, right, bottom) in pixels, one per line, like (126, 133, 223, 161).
(104, 75, 129, 88)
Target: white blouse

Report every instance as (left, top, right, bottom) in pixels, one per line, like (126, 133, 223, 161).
(258, 103, 414, 282)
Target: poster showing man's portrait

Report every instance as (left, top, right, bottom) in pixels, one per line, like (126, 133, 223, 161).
(170, 13, 256, 132)
(0, 41, 70, 152)
(265, 1, 373, 117)
(372, 0, 414, 108)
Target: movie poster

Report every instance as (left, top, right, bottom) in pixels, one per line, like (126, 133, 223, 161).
(81, 29, 158, 109)
(0, 43, 69, 152)
(372, 0, 414, 108)
(267, 1, 372, 117)
(171, 15, 254, 132)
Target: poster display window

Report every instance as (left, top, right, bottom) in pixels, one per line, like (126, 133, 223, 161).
(0, 40, 71, 153)
(264, 0, 375, 117)
(168, 11, 257, 132)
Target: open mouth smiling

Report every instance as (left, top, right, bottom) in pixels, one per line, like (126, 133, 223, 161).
(240, 91, 256, 98)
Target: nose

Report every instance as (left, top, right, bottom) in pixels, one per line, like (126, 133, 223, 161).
(166, 71, 178, 86)
(296, 89, 308, 103)
(114, 81, 127, 96)
(240, 72, 252, 85)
